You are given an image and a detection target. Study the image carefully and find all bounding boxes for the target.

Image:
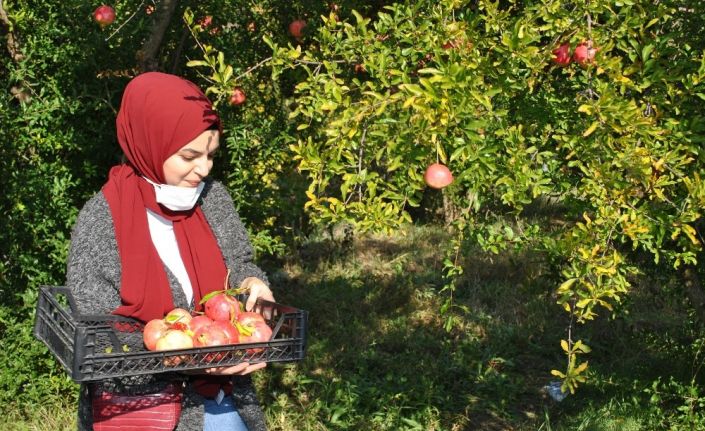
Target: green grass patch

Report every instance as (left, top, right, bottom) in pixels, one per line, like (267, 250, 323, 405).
(257, 225, 705, 430)
(9, 225, 705, 430)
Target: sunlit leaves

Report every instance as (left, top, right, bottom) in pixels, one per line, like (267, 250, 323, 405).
(261, 0, 705, 392)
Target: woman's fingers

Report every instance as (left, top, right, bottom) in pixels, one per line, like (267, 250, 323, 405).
(242, 277, 274, 312)
(205, 362, 267, 375)
(205, 362, 249, 375)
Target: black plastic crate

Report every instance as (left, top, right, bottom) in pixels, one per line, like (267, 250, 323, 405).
(34, 286, 308, 382)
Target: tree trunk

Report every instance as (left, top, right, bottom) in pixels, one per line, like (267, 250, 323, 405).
(683, 264, 705, 323)
(136, 0, 179, 72)
(442, 189, 459, 225)
(0, 0, 23, 62)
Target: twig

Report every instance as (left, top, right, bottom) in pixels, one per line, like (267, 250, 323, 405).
(294, 59, 348, 66)
(357, 126, 368, 202)
(105, 0, 146, 42)
(567, 298, 576, 367)
(235, 56, 272, 81)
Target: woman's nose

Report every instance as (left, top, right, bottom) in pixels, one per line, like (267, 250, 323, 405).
(193, 156, 210, 177)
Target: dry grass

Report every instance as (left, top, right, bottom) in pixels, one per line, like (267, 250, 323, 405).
(2, 403, 76, 431)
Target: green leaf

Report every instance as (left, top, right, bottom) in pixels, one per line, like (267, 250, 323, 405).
(186, 60, 210, 68)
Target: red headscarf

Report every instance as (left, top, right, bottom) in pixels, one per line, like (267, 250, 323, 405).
(103, 72, 228, 323)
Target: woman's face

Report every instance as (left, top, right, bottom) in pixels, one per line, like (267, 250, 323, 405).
(163, 129, 220, 187)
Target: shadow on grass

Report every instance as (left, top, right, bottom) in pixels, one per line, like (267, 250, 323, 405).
(258, 226, 704, 431)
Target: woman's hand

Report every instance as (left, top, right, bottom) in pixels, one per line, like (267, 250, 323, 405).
(203, 362, 267, 376)
(239, 277, 274, 311)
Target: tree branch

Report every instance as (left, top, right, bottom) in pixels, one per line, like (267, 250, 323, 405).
(136, 0, 179, 72)
(0, 0, 24, 62)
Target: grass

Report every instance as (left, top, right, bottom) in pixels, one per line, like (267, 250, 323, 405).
(2, 402, 76, 431)
(7, 224, 705, 430)
(257, 224, 705, 430)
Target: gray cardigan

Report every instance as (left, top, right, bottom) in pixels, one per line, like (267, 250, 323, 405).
(66, 179, 268, 431)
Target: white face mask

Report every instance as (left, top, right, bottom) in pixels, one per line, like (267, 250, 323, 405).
(143, 177, 205, 211)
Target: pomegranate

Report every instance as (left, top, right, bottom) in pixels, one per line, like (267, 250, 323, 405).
(423, 163, 454, 189)
(198, 15, 213, 29)
(205, 293, 240, 322)
(193, 324, 230, 362)
(93, 5, 116, 28)
(212, 320, 240, 344)
(573, 41, 598, 66)
(143, 318, 169, 351)
(237, 311, 266, 326)
(229, 88, 246, 106)
(288, 19, 306, 39)
(156, 329, 194, 366)
(238, 321, 273, 354)
(552, 43, 571, 67)
(165, 308, 192, 329)
(188, 315, 213, 333)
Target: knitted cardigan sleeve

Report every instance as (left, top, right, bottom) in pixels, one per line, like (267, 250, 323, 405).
(65, 191, 123, 315)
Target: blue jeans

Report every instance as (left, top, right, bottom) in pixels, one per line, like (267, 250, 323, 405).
(203, 395, 248, 431)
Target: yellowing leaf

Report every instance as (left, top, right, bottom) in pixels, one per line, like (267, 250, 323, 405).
(577, 104, 593, 114)
(557, 278, 577, 293)
(682, 224, 700, 246)
(614, 75, 632, 85)
(583, 121, 599, 137)
(583, 212, 592, 224)
(576, 298, 592, 309)
(403, 96, 416, 109)
(551, 369, 566, 378)
(574, 361, 588, 374)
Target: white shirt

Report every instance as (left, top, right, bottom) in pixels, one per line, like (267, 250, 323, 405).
(146, 209, 193, 305)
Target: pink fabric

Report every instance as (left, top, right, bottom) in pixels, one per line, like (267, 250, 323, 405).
(92, 384, 182, 431)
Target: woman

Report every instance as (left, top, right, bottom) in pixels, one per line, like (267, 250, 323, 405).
(66, 72, 272, 430)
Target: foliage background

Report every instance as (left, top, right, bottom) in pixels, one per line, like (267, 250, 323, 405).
(1, 0, 705, 429)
